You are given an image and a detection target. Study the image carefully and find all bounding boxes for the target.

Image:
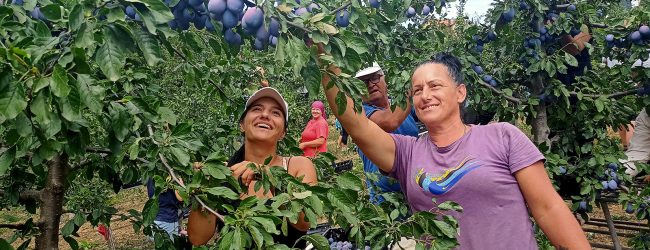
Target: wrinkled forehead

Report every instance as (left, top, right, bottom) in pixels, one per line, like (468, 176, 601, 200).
(411, 63, 454, 86)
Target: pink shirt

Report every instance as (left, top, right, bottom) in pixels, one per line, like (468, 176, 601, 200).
(301, 118, 329, 157)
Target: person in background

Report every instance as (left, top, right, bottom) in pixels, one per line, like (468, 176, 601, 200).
(187, 87, 318, 247)
(146, 177, 183, 241)
(353, 62, 419, 204)
(620, 108, 650, 180)
(335, 118, 349, 148)
(299, 101, 329, 157)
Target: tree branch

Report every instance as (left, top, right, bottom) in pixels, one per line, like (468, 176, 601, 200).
(0, 223, 28, 230)
(0, 190, 41, 202)
(146, 125, 225, 222)
(477, 81, 523, 104)
(330, 1, 352, 15)
(569, 87, 641, 99)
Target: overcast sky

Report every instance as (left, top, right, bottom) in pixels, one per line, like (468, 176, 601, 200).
(446, 0, 494, 19)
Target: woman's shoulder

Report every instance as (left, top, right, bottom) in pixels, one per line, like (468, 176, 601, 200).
(286, 156, 314, 167)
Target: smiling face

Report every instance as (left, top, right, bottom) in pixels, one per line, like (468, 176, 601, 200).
(311, 108, 322, 119)
(240, 97, 286, 143)
(411, 63, 466, 126)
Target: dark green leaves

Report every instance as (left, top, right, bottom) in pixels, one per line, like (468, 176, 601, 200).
(300, 234, 329, 250)
(50, 65, 70, 97)
(68, 5, 84, 31)
(206, 187, 239, 200)
(40, 4, 62, 21)
(0, 69, 27, 120)
(0, 147, 15, 176)
(96, 24, 134, 81)
(133, 28, 163, 66)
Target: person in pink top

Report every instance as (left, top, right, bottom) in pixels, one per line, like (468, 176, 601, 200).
(300, 101, 329, 157)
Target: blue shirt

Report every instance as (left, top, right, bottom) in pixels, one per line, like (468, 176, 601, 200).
(147, 179, 181, 223)
(360, 103, 419, 204)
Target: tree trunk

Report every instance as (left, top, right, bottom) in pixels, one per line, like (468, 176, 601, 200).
(531, 74, 551, 147)
(35, 154, 70, 250)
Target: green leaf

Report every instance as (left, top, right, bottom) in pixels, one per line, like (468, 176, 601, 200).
(170, 146, 189, 166)
(327, 189, 357, 209)
(50, 65, 70, 97)
(109, 103, 132, 142)
(77, 74, 104, 113)
(299, 234, 329, 250)
(63, 236, 79, 250)
(0, 238, 14, 250)
(133, 28, 163, 66)
(251, 216, 279, 235)
(433, 220, 457, 238)
(336, 172, 363, 191)
(68, 4, 84, 31)
(438, 201, 462, 212)
(14, 113, 32, 137)
(0, 147, 16, 176)
(96, 39, 124, 82)
(345, 36, 368, 55)
(564, 52, 578, 67)
(0, 70, 28, 120)
(202, 162, 229, 179)
(594, 98, 604, 112)
(40, 4, 62, 20)
(158, 107, 177, 125)
(125, 0, 174, 24)
(579, 184, 591, 195)
(129, 138, 141, 160)
(61, 219, 76, 236)
(206, 187, 239, 200)
(33, 78, 51, 93)
(142, 198, 159, 225)
(305, 194, 323, 214)
(292, 190, 312, 199)
(106, 7, 125, 22)
(75, 23, 96, 49)
(247, 224, 264, 248)
(59, 78, 84, 123)
(96, 24, 134, 81)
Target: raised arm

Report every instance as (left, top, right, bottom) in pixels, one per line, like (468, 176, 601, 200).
(368, 101, 412, 133)
(317, 44, 397, 173)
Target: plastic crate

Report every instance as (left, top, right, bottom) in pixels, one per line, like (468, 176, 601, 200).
(333, 160, 353, 173)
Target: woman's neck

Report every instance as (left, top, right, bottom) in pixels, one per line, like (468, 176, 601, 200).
(244, 140, 278, 164)
(427, 118, 467, 148)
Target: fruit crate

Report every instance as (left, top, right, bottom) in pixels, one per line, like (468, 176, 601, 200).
(333, 160, 353, 173)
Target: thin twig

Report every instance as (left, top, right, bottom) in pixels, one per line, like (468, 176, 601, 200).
(477, 81, 523, 104)
(330, 1, 352, 15)
(147, 125, 225, 222)
(569, 87, 641, 99)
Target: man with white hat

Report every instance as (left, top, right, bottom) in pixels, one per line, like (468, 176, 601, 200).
(353, 62, 419, 204)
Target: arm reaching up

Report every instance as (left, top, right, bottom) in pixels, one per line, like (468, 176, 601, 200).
(316, 44, 398, 174)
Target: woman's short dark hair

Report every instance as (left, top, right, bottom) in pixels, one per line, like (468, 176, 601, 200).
(415, 53, 465, 86)
(414, 53, 468, 122)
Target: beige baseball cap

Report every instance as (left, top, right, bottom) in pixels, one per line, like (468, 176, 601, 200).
(354, 62, 382, 78)
(245, 87, 289, 122)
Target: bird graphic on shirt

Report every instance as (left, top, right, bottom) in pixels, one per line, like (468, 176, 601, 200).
(415, 157, 481, 195)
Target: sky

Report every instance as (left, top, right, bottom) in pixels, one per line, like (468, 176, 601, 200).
(447, 0, 494, 19)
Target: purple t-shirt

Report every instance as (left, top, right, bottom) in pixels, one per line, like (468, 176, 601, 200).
(390, 123, 544, 249)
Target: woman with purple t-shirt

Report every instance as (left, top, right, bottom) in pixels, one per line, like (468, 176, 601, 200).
(318, 45, 589, 249)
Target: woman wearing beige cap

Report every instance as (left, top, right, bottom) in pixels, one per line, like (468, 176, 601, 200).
(186, 87, 318, 248)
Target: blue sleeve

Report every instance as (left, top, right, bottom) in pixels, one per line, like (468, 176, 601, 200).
(409, 106, 419, 123)
(363, 104, 379, 118)
(146, 178, 154, 199)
